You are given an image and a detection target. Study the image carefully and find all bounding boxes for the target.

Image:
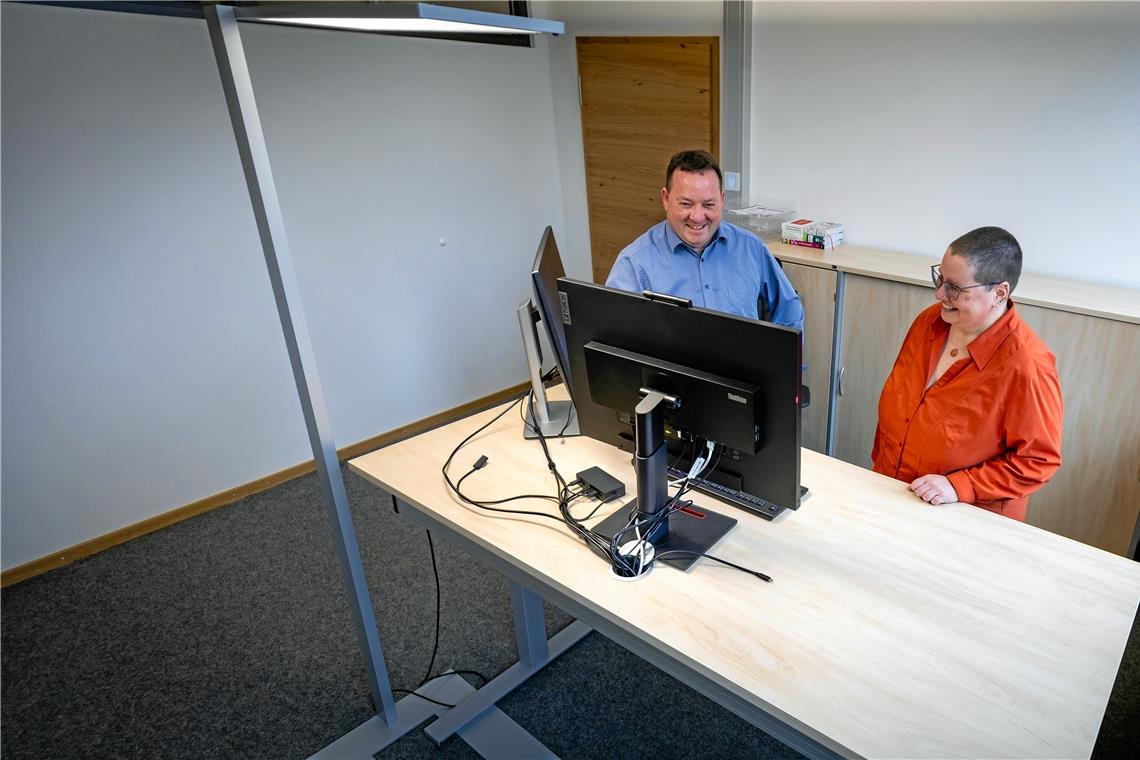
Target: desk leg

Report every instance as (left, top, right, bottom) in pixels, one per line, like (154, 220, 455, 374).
(512, 580, 550, 667)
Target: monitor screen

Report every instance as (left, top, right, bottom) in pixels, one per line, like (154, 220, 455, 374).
(555, 278, 803, 517)
(530, 227, 574, 396)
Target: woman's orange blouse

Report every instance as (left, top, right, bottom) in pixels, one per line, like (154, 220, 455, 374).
(872, 301, 1063, 521)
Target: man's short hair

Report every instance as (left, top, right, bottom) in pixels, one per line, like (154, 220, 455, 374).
(665, 150, 723, 191)
(948, 226, 1023, 292)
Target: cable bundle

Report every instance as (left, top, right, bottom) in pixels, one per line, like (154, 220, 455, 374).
(441, 388, 771, 583)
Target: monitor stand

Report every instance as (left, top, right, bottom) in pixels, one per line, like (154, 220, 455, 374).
(517, 300, 579, 438)
(593, 388, 735, 572)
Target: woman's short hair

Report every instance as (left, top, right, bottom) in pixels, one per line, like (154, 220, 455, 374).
(949, 226, 1022, 292)
(665, 150, 723, 190)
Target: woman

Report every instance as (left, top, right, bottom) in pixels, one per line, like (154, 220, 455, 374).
(872, 227, 1063, 521)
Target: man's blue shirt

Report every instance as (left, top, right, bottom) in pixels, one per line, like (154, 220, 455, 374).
(605, 220, 805, 331)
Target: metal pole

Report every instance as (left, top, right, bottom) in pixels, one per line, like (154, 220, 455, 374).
(203, 4, 397, 723)
(722, 0, 753, 205)
(825, 272, 846, 457)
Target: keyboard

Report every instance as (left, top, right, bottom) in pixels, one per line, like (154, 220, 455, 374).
(668, 467, 786, 520)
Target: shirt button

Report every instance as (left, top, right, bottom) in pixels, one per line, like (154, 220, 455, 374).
(904, 417, 910, 423)
(704, 284, 710, 289)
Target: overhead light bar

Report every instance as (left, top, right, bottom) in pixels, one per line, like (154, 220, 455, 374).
(234, 2, 565, 35)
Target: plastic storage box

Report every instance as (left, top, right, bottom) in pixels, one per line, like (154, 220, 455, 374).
(724, 206, 796, 241)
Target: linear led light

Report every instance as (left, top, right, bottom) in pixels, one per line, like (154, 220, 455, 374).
(234, 2, 565, 35)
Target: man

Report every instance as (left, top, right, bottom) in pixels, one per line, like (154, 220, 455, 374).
(605, 150, 804, 330)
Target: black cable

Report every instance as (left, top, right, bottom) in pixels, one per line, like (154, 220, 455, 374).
(567, 490, 618, 522)
(604, 442, 773, 581)
(441, 669, 490, 685)
(443, 397, 572, 522)
(447, 391, 769, 584)
(395, 669, 492, 711)
(668, 438, 694, 475)
(558, 396, 576, 436)
(444, 392, 613, 565)
(653, 550, 773, 583)
(454, 465, 561, 508)
(392, 531, 492, 711)
(526, 391, 615, 557)
(450, 463, 570, 522)
(444, 395, 521, 479)
(518, 383, 577, 439)
(392, 688, 455, 709)
(419, 530, 442, 687)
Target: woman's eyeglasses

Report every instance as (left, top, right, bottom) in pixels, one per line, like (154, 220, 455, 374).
(930, 265, 999, 303)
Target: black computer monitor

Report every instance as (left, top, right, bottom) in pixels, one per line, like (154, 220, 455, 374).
(555, 279, 803, 567)
(518, 227, 579, 438)
(530, 227, 574, 392)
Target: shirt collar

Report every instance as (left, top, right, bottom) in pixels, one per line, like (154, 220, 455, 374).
(663, 221, 728, 258)
(925, 298, 1019, 370)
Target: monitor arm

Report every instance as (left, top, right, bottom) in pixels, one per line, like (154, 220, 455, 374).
(634, 387, 680, 544)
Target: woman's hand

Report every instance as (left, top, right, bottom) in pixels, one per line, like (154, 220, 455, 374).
(909, 474, 959, 505)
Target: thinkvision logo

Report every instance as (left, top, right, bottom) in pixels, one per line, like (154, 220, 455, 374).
(558, 292, 572, 325)
(727, 392, 747, 404)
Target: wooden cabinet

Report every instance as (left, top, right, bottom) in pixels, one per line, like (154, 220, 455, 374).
(775, 243, 1140, 557)
(780, 261, 836, 454)
(1014, 302, 1140, 555)
(832, 275, 932, 467)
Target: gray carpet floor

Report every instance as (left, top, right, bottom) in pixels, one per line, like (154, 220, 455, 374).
(2, 464, 1138, 759)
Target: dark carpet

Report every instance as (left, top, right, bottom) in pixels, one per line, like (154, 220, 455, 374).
(2, 466, 1137, 759)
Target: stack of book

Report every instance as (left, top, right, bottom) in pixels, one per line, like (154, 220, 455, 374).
(781, 218, 845, 250)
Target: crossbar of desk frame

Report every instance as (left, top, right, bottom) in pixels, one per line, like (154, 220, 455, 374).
(311, 666, 564, 759)
(425, 615, 593, 744)
(396, 494, 846, 759)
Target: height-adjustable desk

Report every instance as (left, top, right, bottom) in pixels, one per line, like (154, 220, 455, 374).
(348, 392, 1140, 759)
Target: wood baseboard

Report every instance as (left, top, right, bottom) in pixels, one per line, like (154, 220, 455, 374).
(1, 382, 530, 588)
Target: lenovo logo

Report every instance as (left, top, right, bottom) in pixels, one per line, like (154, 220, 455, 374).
(558, 291, 572, 325)
(727, 392, 747, 404)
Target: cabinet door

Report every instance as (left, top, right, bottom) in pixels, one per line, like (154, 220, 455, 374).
(779, 260, 836, 454)
(833, 276, 933, 467)
(1015, 303, 1140, 555)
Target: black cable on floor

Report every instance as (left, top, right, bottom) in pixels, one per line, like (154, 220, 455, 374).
(419, 529, 443, 687)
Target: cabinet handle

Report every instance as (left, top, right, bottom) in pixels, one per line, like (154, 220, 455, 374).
(837, 366, 845, 396)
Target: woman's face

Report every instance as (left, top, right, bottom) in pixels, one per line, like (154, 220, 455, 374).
(935, 250, 1005, 334)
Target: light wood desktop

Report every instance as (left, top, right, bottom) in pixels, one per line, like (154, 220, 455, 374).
(349, 392, 1140, 759)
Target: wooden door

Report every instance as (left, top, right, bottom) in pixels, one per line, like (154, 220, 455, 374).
(577, 37, 719, 283)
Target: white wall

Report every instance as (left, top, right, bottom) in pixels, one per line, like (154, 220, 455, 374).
(0, 3, 566, 570)
(750, 1, 1140, 288)
(536, 0, 724, 279)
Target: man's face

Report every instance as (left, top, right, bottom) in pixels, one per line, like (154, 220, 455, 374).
(662, 169, 724, 252)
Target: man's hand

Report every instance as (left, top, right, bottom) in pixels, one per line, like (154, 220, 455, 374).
(909, 474, 959, 506)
